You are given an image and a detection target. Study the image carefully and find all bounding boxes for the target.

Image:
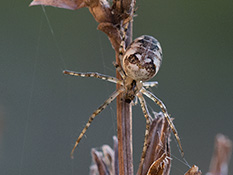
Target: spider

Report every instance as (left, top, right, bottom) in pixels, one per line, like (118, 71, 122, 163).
(63, 26, 184, 162)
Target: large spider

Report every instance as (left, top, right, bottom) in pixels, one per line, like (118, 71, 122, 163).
(63, 29, 184, 161)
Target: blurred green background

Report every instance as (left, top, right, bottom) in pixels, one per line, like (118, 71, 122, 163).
(0, 0, 232, 174)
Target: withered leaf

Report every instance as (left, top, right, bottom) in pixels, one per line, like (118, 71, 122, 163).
(146, 153, 170, 175)
(29, 0, 86, 10)
(90, 148, 110, 175)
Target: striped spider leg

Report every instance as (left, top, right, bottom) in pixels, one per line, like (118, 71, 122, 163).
(63, 70, 124, 158)
(63, 64, 157, 160)
(141, 87, 184, 157)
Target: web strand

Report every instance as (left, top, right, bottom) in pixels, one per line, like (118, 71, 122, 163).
(41, 6, 67, 70)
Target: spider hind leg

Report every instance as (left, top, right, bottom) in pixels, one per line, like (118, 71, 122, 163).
(137, 92, 152, 174)
(70, 87, 124, 158)
(141, 87, 184, 157)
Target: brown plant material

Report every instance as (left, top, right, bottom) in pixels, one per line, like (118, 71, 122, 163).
(90, 136, 118, 175)
(138, 112, 171, 175)
(207, 134, 232, 175)
(30, 0, 86, 10)
(30, 0, 112, 22)
(97, 22, 121, 52)
(90, 113, 205, 175)
(29, 0, 132, 51)
(90, 149, 110, 175)
(184, 165, 202, 175)
(146, 153, 171, 175)
(90, 114, 173, 175)
(90, 113, 173, 175)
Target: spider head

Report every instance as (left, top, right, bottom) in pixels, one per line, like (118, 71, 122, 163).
(122, 35, 162, 82)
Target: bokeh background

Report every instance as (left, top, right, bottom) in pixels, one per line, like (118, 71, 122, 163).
(0, 0, 232, 174)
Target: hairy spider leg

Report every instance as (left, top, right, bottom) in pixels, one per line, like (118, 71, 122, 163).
(70, 87, 125, 158)
(63, 70, 123, 85)
(118, 10, 135, 66)
(137, 92, 152, 174)
(141, 88, 184, 157)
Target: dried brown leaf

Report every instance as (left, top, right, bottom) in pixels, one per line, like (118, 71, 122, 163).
(90, 149, 110, 175)
(30, 0, 86, 10)
(146, 153, 170, 175)
(98, 22, 121, 51)
(86, 0, 112, 23)
(90, 137, 118, 175)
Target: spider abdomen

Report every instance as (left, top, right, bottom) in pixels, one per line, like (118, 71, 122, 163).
(123, 35, 162, 81)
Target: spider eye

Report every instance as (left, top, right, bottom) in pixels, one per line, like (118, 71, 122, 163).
(122, 35, 162, 81)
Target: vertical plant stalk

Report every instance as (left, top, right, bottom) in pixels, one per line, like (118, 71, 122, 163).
(116, 21, 133, 175)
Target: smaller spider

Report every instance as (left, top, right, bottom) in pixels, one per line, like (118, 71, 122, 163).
(63, 34, 184, 161)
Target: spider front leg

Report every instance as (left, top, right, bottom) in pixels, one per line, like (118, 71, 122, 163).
(63, 70, 123, 85)
(137, 92, 152, 171)
(70, 87, 124, 158)
(141, 87, 184, 157)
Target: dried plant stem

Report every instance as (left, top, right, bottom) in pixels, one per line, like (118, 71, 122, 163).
(116, 95, 133, 175)
(116, 21, 133, 175)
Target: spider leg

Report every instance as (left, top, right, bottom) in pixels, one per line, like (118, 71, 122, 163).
(141, 87, 184, 157)
(112, 62, 126, 79)
(137, 92, 152, 169)
(119, 11, 135, 65)
(63, 70, 123, 85)
(70, 87, 124, 158)
(131, 96, 138, 106)
(118, 2, 135, 69)
(143, 81, 159, 88)
(118, 33, 125, 66)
